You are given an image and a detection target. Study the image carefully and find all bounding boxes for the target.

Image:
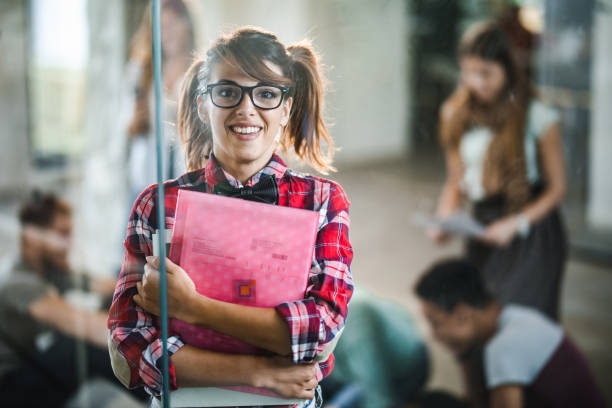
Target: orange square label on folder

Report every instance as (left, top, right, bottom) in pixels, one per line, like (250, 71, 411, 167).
(234, 279, 256, 302)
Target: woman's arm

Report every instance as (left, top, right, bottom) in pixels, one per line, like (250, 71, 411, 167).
(520, 123, 566, 223)
(110, 184, 318, 398)
(436, 148, 465, 217)
(482, 123, 566, 247)
(134, 256, 292, 355)
(108, 186, 188, 396)
(135, 180, 354, 379)
(172, 346, 317, 399)
(29, 292, 109, 349)
(429, 148, 464, 242)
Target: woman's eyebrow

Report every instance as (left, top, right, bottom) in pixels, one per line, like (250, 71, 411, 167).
(214, 79, 274, 87)
(214, 79, 239, 85)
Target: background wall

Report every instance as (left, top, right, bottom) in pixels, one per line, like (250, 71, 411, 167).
(0, 0, 30, 196)
(588, 5, 612, 230)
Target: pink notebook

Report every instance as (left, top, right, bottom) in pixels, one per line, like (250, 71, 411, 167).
(168, 189, 318, 397)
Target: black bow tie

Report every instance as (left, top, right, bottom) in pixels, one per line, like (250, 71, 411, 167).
(212, 174, 279, 205)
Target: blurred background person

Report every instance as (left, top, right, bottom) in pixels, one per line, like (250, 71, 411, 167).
(414, 259, 605, 408)
(320, 288, 429, 408)
(430, 22, 567, 321)
(0, 191, 145, 407)
(124, 0, 195, 206)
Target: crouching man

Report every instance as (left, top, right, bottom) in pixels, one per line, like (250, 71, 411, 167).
(414, 259, 605, 408)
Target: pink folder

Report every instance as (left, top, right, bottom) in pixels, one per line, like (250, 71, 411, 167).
(168, 189, 318, 396)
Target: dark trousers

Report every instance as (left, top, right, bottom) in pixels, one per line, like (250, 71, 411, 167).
(0, 332, 147, 407)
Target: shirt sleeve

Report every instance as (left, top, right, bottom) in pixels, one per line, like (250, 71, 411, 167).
(0, 271, 55, 315)
(275, 181, 354, 379)
(485, 341, 531, 388)
(107, 188, 184, 397)
(530, 101, 560, 140)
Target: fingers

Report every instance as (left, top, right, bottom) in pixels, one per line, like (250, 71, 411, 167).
(134, 281, 161, 315)
(143, 263, 160, 280)
(295, 381, 316, 399)
(164, 256, 178, 269)
(263, 359, 318, 400)
(295, 365, 317, 398)
(145, 256, 179, 273)
(304, 376, 318, 390)
(133, 291, 143, 307)
(145, 256, 159, 268)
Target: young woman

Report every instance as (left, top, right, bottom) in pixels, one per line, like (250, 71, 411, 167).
(108, 27, 354, 407)
(430, 22, 567, 321)
(125, 0, 195, 204)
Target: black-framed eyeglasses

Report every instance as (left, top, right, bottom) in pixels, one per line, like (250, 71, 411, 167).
(204, 82, 289, 110)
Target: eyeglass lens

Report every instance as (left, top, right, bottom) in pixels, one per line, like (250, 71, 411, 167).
(211, 84, 284, 109)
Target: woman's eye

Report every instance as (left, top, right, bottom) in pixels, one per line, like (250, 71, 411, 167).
(256, 88, 279, 99)
(217, 87, 238, 98)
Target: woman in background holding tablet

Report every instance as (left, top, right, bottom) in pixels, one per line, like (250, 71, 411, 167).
(430, 22, 567, 321)
(108, 27, 353, 407)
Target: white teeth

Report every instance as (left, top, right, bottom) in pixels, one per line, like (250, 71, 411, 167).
(232, 126, 260, 134)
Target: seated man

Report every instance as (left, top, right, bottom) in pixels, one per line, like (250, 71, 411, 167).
(414, 258, 606, 408)
(0, 191, 142, 406)
(321, 287, 429, 408)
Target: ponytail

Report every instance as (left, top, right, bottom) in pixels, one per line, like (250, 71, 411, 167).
(286, 42, 335, 174)
(177, 58, 211, 171)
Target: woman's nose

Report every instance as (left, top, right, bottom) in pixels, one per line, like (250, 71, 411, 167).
(235, 91, 257, 115)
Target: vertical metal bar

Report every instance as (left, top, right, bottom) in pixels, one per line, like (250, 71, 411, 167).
(152, 0, 171, 406)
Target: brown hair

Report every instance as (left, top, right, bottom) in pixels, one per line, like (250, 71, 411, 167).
(440, 21, 533, 210)
(127, 0, 194, 138)
(19, 190, 71, 228)
(177, 27, 335, 173)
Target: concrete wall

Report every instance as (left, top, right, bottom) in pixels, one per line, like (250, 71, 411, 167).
(588, 6, 612, 230)
(0, 0, 30, 195)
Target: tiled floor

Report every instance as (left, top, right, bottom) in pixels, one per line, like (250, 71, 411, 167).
(332, 154, 612, 405)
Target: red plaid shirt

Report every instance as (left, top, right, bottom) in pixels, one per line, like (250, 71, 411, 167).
(108, 153, 354, 396)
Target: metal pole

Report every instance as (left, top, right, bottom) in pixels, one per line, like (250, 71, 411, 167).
(152, 0, 171, 406)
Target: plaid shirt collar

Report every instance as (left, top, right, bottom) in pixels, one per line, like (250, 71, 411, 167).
(204, 152, 288, 188)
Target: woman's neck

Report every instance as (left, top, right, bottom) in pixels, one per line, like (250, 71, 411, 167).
(213, 153, 274, 186)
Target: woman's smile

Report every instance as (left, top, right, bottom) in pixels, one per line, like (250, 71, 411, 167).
(228, 123, 264, 141)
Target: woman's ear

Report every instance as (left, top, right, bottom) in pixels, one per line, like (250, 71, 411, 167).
(280, 96, 293, 127)
(196, 95, 209, 124)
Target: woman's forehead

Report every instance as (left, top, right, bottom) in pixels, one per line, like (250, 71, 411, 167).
(209, 59, 284, 84)
(461, 55, 502, 70)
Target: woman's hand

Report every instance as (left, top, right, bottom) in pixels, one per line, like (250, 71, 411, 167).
(253, 356, 318, 399)
(427, 226, 450, 244)
(481, 216, 518, 247)
(133, 256, 199, 323)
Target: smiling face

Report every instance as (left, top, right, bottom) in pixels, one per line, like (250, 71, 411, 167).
(197, 60, 292, 181)
(460, 56, 507, 104)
